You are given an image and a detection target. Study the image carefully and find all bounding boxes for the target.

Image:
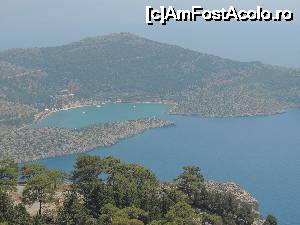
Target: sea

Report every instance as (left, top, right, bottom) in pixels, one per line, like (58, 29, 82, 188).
(34, 103, 300, 225)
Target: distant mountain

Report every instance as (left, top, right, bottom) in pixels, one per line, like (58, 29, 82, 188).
(1, 32, 300, 125)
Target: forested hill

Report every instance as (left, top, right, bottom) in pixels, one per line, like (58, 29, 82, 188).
(0, 156, 275, 225)
(1, 32, 300, 123)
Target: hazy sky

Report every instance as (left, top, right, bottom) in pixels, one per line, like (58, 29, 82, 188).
(0, 0, 299, 67)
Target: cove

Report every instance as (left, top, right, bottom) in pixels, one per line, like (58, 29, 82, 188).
(35, 103, 300, 225)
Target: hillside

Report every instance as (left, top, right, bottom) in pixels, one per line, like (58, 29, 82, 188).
(1, 32, 300, 125)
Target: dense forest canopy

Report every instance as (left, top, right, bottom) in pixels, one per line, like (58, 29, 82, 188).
(0, 156, 277, 225)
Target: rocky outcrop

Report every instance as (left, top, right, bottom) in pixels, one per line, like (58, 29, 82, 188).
(205, 181, 259, 212)
(205, 181, 265, 225)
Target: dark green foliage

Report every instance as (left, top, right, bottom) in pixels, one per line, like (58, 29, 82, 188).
(0, 159, 18, 192)
(0, 190, 14, 224)
(72, 156, 258, 225)
(200, 212, 223, 225)
(99, 204, 147, 225)
(0, 156, 275, 225)
(32, 215, 46, 225)
(175, 166, 204, 205)
(165, 202, 200, 225)
(83, 181, 114, 217)
(56, 191, 96, 225)
(194, 189, 254, 225)
(148, 185, 187, 220)
(107, 163, 158, 209)
(22, 169, 64, 215)
(72, 155, 103, 184)
(21, 164, 47, 181)
(0, 191, 32, 225)
(72, 155, 159, 217)
(11, 204, 32, 225)
(263, 215, 277, 225)
(72, 155, 114, 215)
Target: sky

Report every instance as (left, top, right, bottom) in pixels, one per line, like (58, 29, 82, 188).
(0, 0, 299, 67)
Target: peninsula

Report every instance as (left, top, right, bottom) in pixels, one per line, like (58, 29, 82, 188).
(0, 118, 174, 163)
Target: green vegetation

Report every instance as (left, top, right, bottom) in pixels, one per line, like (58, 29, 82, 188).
(0, 118, 173, 162)
(0, 159, 18, 192)
(263, 215, 277, 225)
(0, 156, 274, 225)
(0, 101, 38, 127)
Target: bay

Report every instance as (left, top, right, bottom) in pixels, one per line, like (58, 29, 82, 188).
(35, 103, 300, 225)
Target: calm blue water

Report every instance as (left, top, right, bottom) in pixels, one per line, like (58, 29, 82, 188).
(35, 103, 300, 225)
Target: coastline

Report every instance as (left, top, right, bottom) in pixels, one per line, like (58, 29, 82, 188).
(29, 121, 175, 164)
(168, 108, 287, 119)
(3, 118, 175, 163)
(33, 104, 91, 123)
(33, 100, 176, 124)
(33, 99, 291, 126)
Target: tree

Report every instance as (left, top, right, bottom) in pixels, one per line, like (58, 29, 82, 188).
(72, 155, 103, 184)
(165, 201, 200, 225)
(57, 191, 96, 225)
(0, 159, 18, 192)
(31, 215, 44, 225)
(12, 204, 32, 225)
(235, 203, 254, 225)
(72, 155, 113, 216)
(121, 206, 149, 224)
(0, 190, 14, 224)
(149, 221, 163, 225)
(175, 166, 204, 205)
(0, 189, 33, 225)
(112, 218, 144, 225)
(21, 164, 47, 181)
(83, 181, 113, 216)
(153, 185, 187, 220)
(263, 215, 277, 225)
(99, 204, 145, 225)
(47, 170, 67, 189)
(200, 212, 223, 225)
(106, 162, 158, 210)
(22, 170, 61, 215)
(109, 172, 139, 208)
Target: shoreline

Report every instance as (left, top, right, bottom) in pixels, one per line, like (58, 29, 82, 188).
(10, 119, 175, 164)
(28, 122, 175, 164)
(33, 104, 91, 123)
(33, 100, 176, 124)
(33, 99, 293, 125)
(169, 108, 288, 119)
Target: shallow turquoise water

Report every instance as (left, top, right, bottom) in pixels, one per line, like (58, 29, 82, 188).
(36, 103, 300, 225)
